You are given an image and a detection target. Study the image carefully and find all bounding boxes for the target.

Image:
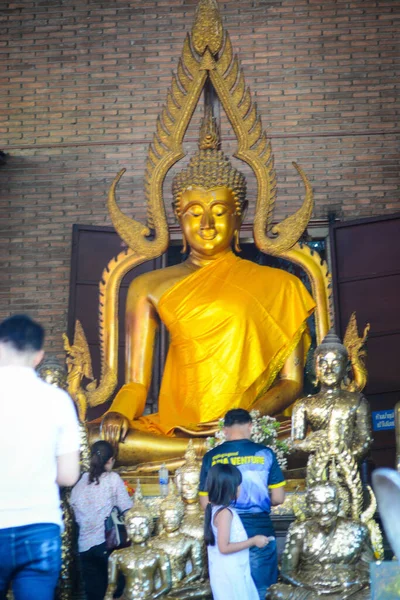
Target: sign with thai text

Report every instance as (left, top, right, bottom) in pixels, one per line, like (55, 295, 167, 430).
(372, 409, 395, 432)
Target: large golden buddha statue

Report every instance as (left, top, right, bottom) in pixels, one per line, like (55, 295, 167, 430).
(66, 0, 333, 467)
(101, 115, 316, 447)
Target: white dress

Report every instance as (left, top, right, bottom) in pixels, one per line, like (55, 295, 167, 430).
(207, 505, 259, 600)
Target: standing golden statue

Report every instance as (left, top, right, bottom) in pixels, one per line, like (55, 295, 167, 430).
(105, 489, 172, 599)
(267, 483, 374, 600)
(291, 330, 372, 463)
(65, 0, 334, 467)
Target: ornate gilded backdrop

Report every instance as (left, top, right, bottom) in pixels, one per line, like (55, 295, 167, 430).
(65, 0, 335, 415)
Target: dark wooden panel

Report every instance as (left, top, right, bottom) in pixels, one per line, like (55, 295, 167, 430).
(338, 274, 400, 337)
(365, 334, 400, 395)
(76, 227, 123, 282)
(333, 214, 400, 281)
(331, 213, 400, 469)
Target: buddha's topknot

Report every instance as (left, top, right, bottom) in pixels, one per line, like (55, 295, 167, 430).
(172, 108, 247, 217)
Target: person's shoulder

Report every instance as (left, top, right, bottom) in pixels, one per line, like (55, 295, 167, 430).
(203, 443, 222, 459)
(245, 439, 274, 454)
(36, 379, 72, 402)
(108, 470, 125, 486)
(71, 471, 89, 494)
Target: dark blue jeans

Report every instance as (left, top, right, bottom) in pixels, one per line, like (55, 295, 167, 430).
(0, 523, 61, 600)
(249, 539, 278, 600)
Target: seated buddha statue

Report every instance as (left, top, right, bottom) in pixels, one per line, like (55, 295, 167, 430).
(104, 489, 172, 600)
(149, 483, 208, 599)
(100, 115, 316, 458)
(267, 483, 374, 600)
(291, 330, 372, 463)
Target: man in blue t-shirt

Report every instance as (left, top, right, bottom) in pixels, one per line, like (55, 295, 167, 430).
(199, 409, 286, 600)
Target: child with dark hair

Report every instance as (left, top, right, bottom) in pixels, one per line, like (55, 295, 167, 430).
(70, 440, 132, 600)
(204, 463, 271, 600)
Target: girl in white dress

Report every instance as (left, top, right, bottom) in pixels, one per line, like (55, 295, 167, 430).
(204, 463, 271, 600)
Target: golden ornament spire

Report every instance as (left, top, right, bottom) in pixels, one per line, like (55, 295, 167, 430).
(191, 0, 223, 56)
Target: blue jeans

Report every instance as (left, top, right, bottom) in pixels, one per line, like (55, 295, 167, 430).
(0, 523, 61, 600)
(249, 539, 278, 600)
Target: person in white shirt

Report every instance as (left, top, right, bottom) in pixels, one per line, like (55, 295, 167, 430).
(0, 314, 80, 600)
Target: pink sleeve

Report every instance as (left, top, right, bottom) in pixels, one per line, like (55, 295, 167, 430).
(114, 474, 133, 513)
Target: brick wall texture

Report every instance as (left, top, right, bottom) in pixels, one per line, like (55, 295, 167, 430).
(0, 0, 399, 355)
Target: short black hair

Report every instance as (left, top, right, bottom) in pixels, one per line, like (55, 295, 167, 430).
(224, 408, 252, 427)
(0, 314, 44, 352)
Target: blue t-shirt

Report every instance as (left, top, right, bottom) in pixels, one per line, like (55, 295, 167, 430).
(199, 439, 285, 536)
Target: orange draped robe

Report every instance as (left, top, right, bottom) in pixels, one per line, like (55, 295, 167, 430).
(112, 254, 315, 435)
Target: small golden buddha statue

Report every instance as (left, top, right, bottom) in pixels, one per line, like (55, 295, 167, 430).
(105, 490, 172, 600)
(149, 483, 204, 597)
(267, 483, 374, 600)
(175, 440, 209, 586)
(99, 112, 315, 460)
(291, 330, 372, 463)
(175, 441, 204, 539)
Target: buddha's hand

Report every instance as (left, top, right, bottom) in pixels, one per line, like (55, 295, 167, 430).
(101, 412, 130, 448)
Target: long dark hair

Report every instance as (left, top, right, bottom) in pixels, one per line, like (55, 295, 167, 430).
(89, 440, 114, 485)
(204, 463, 242, 546)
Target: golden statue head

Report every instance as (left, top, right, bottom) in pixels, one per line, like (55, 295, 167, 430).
(159, 480, 185, 533)
(307, 483, 339, 529)
(175, 440, 201, 504)
(315, 330, 348, 388)
(36, 356, 67, 389)
(172, 109, 247, 255)
(124, 481, 153, 544)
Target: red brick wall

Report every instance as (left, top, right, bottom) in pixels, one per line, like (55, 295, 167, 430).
(0, 0, 399, 354)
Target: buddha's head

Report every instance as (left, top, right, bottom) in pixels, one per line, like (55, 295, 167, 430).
(314, 330, 348, 388)
(159, 481, 185, 534)
(172, 109, 247, 256)
(125, 482, 152, 544)
(175, 440, 201, 504)
(307, 483, 339, 530)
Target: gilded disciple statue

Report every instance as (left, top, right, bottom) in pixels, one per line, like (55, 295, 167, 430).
(291, 330, 372, 464)
(267, 483, 374, 600)
(104, 491, 172, 599)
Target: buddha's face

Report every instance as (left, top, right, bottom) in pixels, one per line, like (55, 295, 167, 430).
(179, 186, 240, 256)
(180, 469, 200, 504)
(315, 349, 347, 387)
(160, 507, 182, 533)
(126, 515, 151, 544)
(308, 485, 339, 529)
